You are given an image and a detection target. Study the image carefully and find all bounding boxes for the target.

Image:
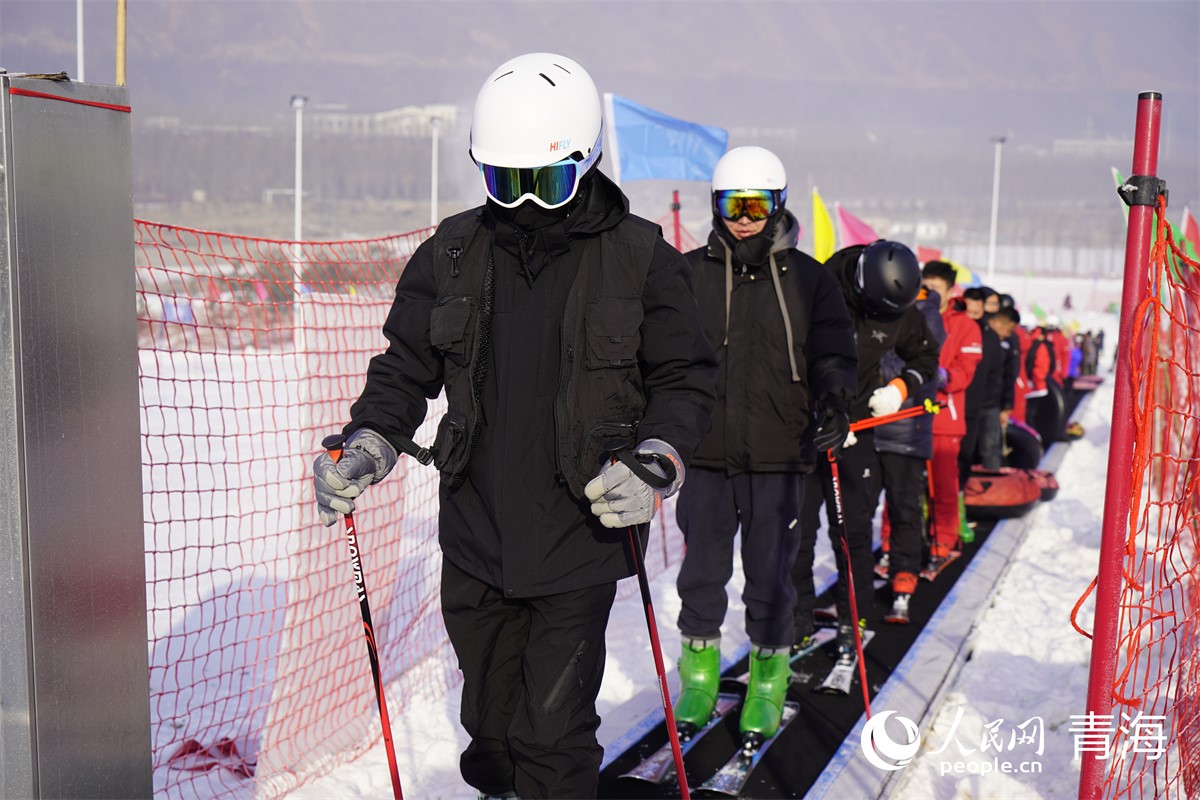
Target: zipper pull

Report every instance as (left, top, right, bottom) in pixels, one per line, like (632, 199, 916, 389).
(448, 245, 462, 277)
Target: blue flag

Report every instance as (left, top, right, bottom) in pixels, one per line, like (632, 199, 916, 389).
(605, 93, 728, 183)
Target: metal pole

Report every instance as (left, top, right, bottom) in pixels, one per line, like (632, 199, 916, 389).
(76, 0, 85, 82)
(115, 0, 126, 86)
(986, 136, 1006, 284)
(430, 117, 440, 227)
(1077, 91, 1162, 800)
(292, 95, 307, 242)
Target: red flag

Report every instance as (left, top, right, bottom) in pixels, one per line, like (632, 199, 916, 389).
(916, 245, 942, 265)
(835, 203, 880, 247)
(1182, 206, 1200, 257)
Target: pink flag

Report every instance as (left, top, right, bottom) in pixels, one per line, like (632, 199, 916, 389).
(835, 203, 880, 247)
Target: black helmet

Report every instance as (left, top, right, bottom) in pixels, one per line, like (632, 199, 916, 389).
(855, 240, 921, 316)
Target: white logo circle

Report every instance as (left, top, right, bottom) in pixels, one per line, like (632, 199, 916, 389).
(860, 710, 922, 771)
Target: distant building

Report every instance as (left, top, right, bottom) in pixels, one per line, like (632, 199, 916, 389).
(1052, 137, 1131, 158)
(306, 104, 459, 138)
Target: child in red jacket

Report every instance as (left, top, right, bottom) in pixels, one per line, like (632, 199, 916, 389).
(920, 262, 982, 570)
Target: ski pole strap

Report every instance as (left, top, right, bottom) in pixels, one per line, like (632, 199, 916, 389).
(611, 447, 676, 491)
(322, 432, 434, 466)
(848, 399, 941, 433)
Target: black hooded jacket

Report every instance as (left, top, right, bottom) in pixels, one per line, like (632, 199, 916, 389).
(686, 211, 857, 473)
(824, 245, 940, 423)
(346, 171, 717, 597)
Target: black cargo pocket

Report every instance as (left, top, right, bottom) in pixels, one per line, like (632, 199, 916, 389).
(430, 296, 474, 359)
(540, 640, 590, 716)
(583, 298, 643, 369)
(432, 410, 469, 481)
(577, 419, 638, 478)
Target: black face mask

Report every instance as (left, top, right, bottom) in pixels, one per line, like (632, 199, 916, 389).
(487, 196, 570, 232)
(717, 214, 779, 267)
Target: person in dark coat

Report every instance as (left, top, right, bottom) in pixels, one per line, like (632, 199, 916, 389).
(791, 241, 939, 634)
(959, 287, 1005, 486)
(874, 285, 946, 616)
(672, 146, 856, 750)
(312, 53, 717, 799)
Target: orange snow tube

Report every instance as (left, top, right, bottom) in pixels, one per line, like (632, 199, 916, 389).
(963, 467, 1042, 519)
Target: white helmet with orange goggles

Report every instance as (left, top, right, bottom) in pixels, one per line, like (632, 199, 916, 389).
(470, 52, 603, 209)
(710, 146, 788, 222)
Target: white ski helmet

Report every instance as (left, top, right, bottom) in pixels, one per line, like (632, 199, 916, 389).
(711, 146, 788, 194)
(470, 52, 602, 170)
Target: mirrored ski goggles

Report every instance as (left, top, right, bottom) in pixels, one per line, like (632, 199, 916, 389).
(478, 134, 602, 210)
(712, 188, 786, 221)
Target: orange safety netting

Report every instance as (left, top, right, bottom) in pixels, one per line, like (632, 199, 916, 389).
(136, 219, 689, 798)
(1072, 198, 1200, 799)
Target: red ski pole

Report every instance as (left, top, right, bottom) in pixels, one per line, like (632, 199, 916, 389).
(612, 450, 690, 799)
(628, 522, 691, 799)
(848, 398, 941, 433)
(827, 449, 872, 719)
(323, 434, 404, 800)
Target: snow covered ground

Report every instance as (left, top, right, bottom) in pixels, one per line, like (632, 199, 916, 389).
(890, 373, 1113, 799)
(295, 306, 1124, 799)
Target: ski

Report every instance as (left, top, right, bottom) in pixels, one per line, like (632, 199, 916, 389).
(814, 630, 875, 695)
(619, 693, 740, 784)
(696, 702, 800, 796)
(920, 551, 962, 582)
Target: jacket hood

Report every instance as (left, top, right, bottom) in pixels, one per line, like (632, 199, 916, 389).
(482, 165, 628, 284)
(706, 209, 800, 269)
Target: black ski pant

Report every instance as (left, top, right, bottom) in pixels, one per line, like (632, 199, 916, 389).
(441, 557, 616, 799)
(792, 431, 878, 639)
(878, 451, 926, 584)
(675, 467, 805, 649)
(959, 413, 982, 488)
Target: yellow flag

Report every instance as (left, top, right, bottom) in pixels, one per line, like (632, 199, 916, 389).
(812, 187, 835, 263)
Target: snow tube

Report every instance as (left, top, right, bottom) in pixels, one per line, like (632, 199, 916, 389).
(1027, 468, 1059, 501)
(1002, 419, 1044, 470)
(1071, 374, 1105, 392)
(963, 467, 1042, 519)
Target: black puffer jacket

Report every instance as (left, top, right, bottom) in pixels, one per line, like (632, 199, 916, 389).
(825, 245, 940, 424)
(346, 171, 717, 598)
(965, 316, 1005, 416)
(876, 289, 946, 460)
(687, 211, 857, 474)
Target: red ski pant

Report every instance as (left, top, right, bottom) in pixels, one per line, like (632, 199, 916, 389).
(930, 434, 963, 557)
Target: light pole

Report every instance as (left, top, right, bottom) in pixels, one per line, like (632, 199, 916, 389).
(430, 116, 441, 228)
(76, 0, 84, 82)
(986, 135, 1006, 284)
(291, 95, 308, 242)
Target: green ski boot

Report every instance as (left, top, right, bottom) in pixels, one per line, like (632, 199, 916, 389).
(739, 645, 792, 751)
(959, 492, 975, 544)
(674, 636, 720, 738)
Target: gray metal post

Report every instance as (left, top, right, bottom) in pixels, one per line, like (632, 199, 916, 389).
(0, 76, 151, 799)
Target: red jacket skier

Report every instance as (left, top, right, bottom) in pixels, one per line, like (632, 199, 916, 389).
(920, 262, 981, 566)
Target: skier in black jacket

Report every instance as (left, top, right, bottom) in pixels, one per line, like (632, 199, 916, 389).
(672, 146, 856, 751)
(791, 242, 938, 644)
(960, 287, 1006, 485)
(874, 285, 946, 619)
(312, 53, 717, 799)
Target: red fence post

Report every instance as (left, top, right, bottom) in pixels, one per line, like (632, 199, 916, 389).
(1078, 91, 1163, 800)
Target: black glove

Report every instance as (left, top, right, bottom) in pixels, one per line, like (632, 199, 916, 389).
(813, 397, 851, 458)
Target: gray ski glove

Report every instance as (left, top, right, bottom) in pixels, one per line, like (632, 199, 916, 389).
(584, 439, 684, 529)
(313, 428, 398, 527)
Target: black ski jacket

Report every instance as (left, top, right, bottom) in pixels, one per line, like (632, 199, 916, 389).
(876, 289, 946, 460)
(687, 212, 857, 474)
(346, 171, 717, 597)
(965, 316, 1006, 415)
(825, 245, 940, 423)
